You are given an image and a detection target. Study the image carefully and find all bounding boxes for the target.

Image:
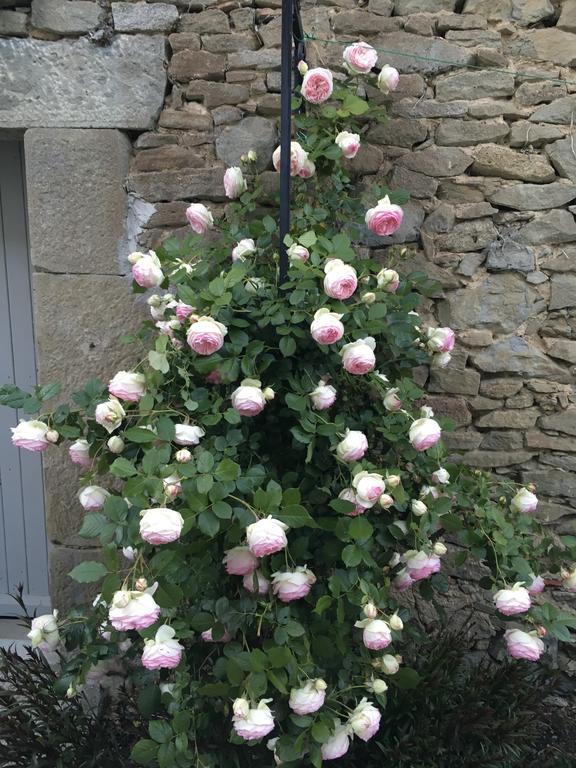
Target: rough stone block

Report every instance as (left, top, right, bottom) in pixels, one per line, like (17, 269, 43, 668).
(168, 32, 201, 52)
(516, 81, 566, 108)
(429, 367, 481, 396)
(436, 12, 487, 31)
(472, 337, 571, 383)
(395, 0, 455, 11)
(370, 32, 473, 74)
(25, 129, 132, 274)
(523, 468, 576, 498)
(133, 145, 204, 173)
(526, 431, 576, 451)
(185, 80, 249, 108)
(480, 431, 524, 450)
(389, 166, 438, 198)
(510, 122, 567, 148)
(471, 144, 556, 183)
(202, 31, 259, 53)
(227, 49, 280, 71)
(509, 29, 576, 67)
(180, 9, 230, 33)
(469, 396, 504, 412)
(158, 105, 213, 131)
(530, 96, 576, 125)
(396, 146, 472, 177)
(488, 181, 576, 211)
(128, 167, 226, 202)
(475, 409, 539, 429)
(538, 410, 576, 437)
(368, 0, 393, 15)
(50, 546, 104, 612)
(215, 115, 276, 173)
(112, 2, 178, 32)
(543, 339, 576, 364)
(169, 49, 226, 82)
(0, 36, 166, 130)
(31, 0, 102, 33)
(435, 219, 498, 252)
(0, 9, 27, 35)
(436, 119, 509, 147)
(480, 378, 523, 398)
(331, 9, 399, 34)
(391, 99, 469, 118)
(367, 118, 428, 148)
(443, 429, 483, 451)
(517, 210, 576, 246)
(546, 138, 576, 182)
(485, 238, 535, 272)
(425, 395, 471, 427)
(436, 71, 514, 102)
(461, 450, 535, 467)
(558, 0, 576, 31)
(550, 274, 576, 309)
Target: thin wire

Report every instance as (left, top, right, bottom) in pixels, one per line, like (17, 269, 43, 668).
(298, 32, 576, 87)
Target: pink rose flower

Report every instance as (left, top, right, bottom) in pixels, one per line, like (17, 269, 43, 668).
(232, 698, 275, 741)
(427, 327, 455, 354)
(335, 131, 361, 159)
(404, 550, 441, 581)
(527, 575, 545, 595)
(298, 157, 316, 178)
(201, 627, 232, 643)
(11, 420, 52, 452)
(185, 203, 214, 234)
(377, 64, 400, 93)
(271, 566, 316, 602)
(504, 628, 545, 662)
(301, 67, 333, 104)
(383, 387, 402, 411)
(130, 251, 164, 288)
(310, 381, 337, 410)
(175, 302, 195, 323)
(141, 625, 183, 670)
(336, 429, 368, 462)
(69, 438, 92, 467)
(205, 368, 221, 385)
(352, 471, 386, 508)
(139, 507, 184, 545)
(341, 337, 376, 375)
(246, 516, 289, 557)
(357, 618, 392, 650)
(494, 584, 531, 616)
(409, 417, 442, 452)
(431, 467, 450, 485)
(321, 723, 350, 761)
(243, 570, 270, 595)
(510, 488, 538, 515)
(94, 398, 126, 434)
(223, 167, 247, 199)
(78, 486, 110, 511)
(324, 258, 358, 300)
(348, 699, 381, 742)
(223, 546, 259, 576)
(376, 268, 400, 293)
(366, 196, 404, 237)
(231, 379, 273, 417)
(339, 488, 369, 517)
(288, 244, 310, 262)
(186, 316, 227, 355)
(310, 308, 344, 345)
(174, 423, 205, 446)
(108, 590, 161, 631)
(343, 41, 378, 74)
(392, 568, 414, 592)
(108, 371, 146, 402)
(272, 141, 308, 176)
(162, 474, 181, 499)
(289, 679, 327, 715)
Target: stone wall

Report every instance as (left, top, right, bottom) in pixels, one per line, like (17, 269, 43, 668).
(2, 0, 576, 606)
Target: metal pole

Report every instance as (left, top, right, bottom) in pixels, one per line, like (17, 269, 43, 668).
(278, 0, 294, 285)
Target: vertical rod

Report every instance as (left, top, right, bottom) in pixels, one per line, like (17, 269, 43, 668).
(278, 0, 294, 285)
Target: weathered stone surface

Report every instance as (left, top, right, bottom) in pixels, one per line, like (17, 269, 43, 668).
(0, 36, 166, 130)
(444, 29, 501, 48)
(50, 546, 104, 612)
(467, 100, 523, 120)
(371, 32, 474, 74)
(544, 338, 576, 364)
(425, 395, 471, 427)
(443, 429, 483, 450)
(435, 219, 498, 252)
(480, 431, 524, 450)
(227, 49, 280, 70)
(180, 8, 229, 33)
(367, 118, 428, 148)
(488, 182, 576, 211)
(185, 80, 249, 108)
(159, 105, 213, 131)
(215, 115, 276, 173)
(541, 248, 576, 272)
(462, 450, 535, 466)
(472, 337, 572, 383)
(437, 12, 487, 30)
(516, 81, 566, 108)
(128, 167, 225, 202)
(389, 166, 439, 198)
(202, 31, 259, 53)
(331, 9, 399, 33)
(485, 238, 535, 272)
(429, 366, 481, 395)
(558, 0, 576, 31)
(530, 96, 576, 125)
(471, 145, 556, 183)
(436, 71, 514, 102)
(169, 49, 226, 82)
(112, 2, 178, 32)
(510, 122, 567, 148)
(546, 138, 576, 182)
(423, 202, 456, 234)
(395, 0, 455, 11)
(31, 0, 102, 33)
(391, 99, 469, 119)
(133, 146, 204, 172)
(26, 129, 132, 274)
(344, 144, 384, 175)
(539, 410, 576, 436)
(168, 32, 201, 52)
(0, 9, 27, 34)
(550, 274, 576, 309)
(526, 431, 576, 451)
(455, 202, 497, 220)
(459, 330, 493, 347)
(517, 210, 576, 245)
(480, 378, 523, 398)
(510, 29, 576, 67)
(436, 119, 509, 147)
(397, 146, 472, 177)
(475, 408, 539, 429)
(524, 468, 576, 497)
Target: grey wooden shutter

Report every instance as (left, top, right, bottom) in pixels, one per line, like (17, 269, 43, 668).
(0, 140, 50, 616)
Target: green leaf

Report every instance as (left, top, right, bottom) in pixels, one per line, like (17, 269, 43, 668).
(198, 509, 220, 537)
(314, 595, 332, 615)
(341, 544, 362, 567)
(212, 501, 233, 519)
(149, 720, 172, 744)
(131, 739, 159, 766)
(78, 513, 107, 539)
(197, 452, 215, 473)
(68, 560, 107, 583)
(279, 336, 297, 357)
(137, 686, 162, 718)
(330, 498, 355, 515)
(298, 230, 317, 248)
(349, 517, 373, 543)
(124, 427, 157, 444)
(215, 458, 240, 482)
(441, 513, 464, 533)
(149, 350, 169, 373)
(285, 393, 307, 412)
(275, 505, 318, 528)
(392, 668, 421, 689)
(311, 722, 331, 743)
(156, 417, 175, 441)
(110, 457, 138, 478)
(38, 382, 61, 401)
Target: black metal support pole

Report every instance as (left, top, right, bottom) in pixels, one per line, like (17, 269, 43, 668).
(278, 0, 294, 285)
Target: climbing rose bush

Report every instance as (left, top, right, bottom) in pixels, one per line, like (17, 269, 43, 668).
(3, 45, 576, 768)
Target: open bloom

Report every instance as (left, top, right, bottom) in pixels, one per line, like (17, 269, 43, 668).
(504, 628, 545, 662)
(366, 196, 404, 238)
(142, 625, 183, 670)
(232, 238, 256, 262)
(109, 589, 160, 631)
(494, 583, 531, 616)
(11, 420, 51, 452)
(348, 699, 381, 742)
(174, 423, 205, 445)
(272, 566, 316, 602)
(246, 516, 289, 557)
(324, 259, 357, 300)
(409, 418, 442, 452)
(341, 337, 376, 375)
(185, 203, 213, 234)
(337, 429, 368, 463)
(356, 618, 392, 650)
(78, 486, 110, 511)
(108, 371, 146, 402)
(243, 570, 270, 595)
(343, 41, 378, 73)
(231, 379, 270, 417)
(301, 67, 333, 103)
(289, 679, 327, 715)
(140, 507, 184, 545)
(378, 64, 400, 93)
(94, 398, 126, 433)
(69, 438, 91, 467)
(28, 611, 59, 651)
(511, 488, 538, 515)
(352, 471, 386, 508)
(335, 131, 361, 159)
(376, 268, 400, 293)
(233, 698, 275, 741)
(224, 546, 259, 576)
(403, 550, 441, 582)
(427, 327, 455, 354)
(310, 308, 344, 345)
(187, 316, 227, 355)
(288, 243, 310, 262)
(272, 141, 308, 176)
(224, 167, 247, 199)
(321, 721, 350, 761)
(129, 251, 164, 288)
(309, 381, 337, 410)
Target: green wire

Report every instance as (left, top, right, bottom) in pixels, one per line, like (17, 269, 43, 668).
(298, 32, 576, 87)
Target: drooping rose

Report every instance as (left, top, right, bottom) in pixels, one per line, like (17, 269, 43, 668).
(130, 251, 164, 288)
(185, 203, 214, 234)
(108, 589, 161, 631)
(510, 488, 538, 515)
(336, 429, 368, 463)
(243, 570, 270, 595)
(348, 698, 381, 742)
(187, 316, 227, 355)
(383, 387, 402, 411)
(335, 131, 361, 159)
(403, 550, 441, 581)
(162, 474, 182, 500)
(341, 337, 376, 375)
(78, 485, 110, 511)
(431, 467, 450, 485)
(427, 327, 455, 354)
(94, 398, 126, 434)
(366, 196, 404, 237)
(174, 423, 205, 446)
(356, 618, 392, 650)
(175, 302, 195, 323)
(352, 471, 386, 508)
(323, 258, 358, 300)
(28, 611, 59, 651)
(139, 507, 184, 545)
(339, 487, 369, 517)
(301, 67, 333, 104)
(409, 417, 442, 452)
(108, 371, 146, 402)
(141, 625, 183, 670)
(69, 438, 91, 467)
(376, 268, 400, 293)
(392, 568, 413, 592)
(288, 244, 310, 263)
(11, 420, 51, 452)
(377, 64, 400, 93)
(231, 379, 268, 417)
(310, 308, 345, 345)
(527, 574, 545, 595)
(309, 381, 337, 410)
(289, 679, 327, 715)
(343, 41, 378, 74)
(232, 698, 275, 741)
(272, 141, 308, 176)
(223, 546, 259, 576)
(246, 516, 289, 557)
(272, 566, 316, 602)
(494, 583, 531, 616)
(298, 157, 316, 179)
(223, 167, 247, 199)
(381, 654, 401, 674)
(504, 628, 545, 662)
(232, 238, 256, 262)
(321, 722, 350, 761)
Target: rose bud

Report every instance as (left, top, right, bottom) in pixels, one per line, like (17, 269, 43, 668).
(386, 473, 401, 488)
(341, 337, 376, 375)
(301, 66, 333, 104)
(426, 326, 455, 354)
(504, 628, 545, 662)
(336, 429, 369, 463)
(297, 60, 308, 75)
(323, 258, 358, 300)
(367, 678, 388, 694)
(383, 387, 402, 411)
(223, 546, 259, 576)
(377, 64, 400, 93)
(335, 130, 361, 159)
(223, 167, 247, 199)
(376, 268, 400, 293)
(94, 398, 126, 434)
(162, 474, 181, 499)
(510, 487, 538, 515)
(310, 308, 344, 345)
(348, 699, 381, 742)
(69, 438, 92, 467)
(141, 625, 183, 670)
(355, 618, 392, 650)
(78, 485, 110, 511)
(27, 611, 60, 651)
(363, 602, 378, 619)
(389, 613, 403, 631)
(186, 316, 227, 356)
(493, 583, 531, 616)
(288, 243, 310, 263)
(433, 541, 447, 556)
(381, 654, 400, 674)
(272, 566, 316, 602)
(289, 679, 327, 715)
(139, 507, 184, 545)
(411, 499, 427, 517)
(246, 516, 289, 557)
(107, 436, 125, 454)
(362, 292, 377, 304)
(379, 493, 394, 509)
(175, 448, 192, 463)
(431, 467, 450, 485)
(185, 203, 214, 234)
